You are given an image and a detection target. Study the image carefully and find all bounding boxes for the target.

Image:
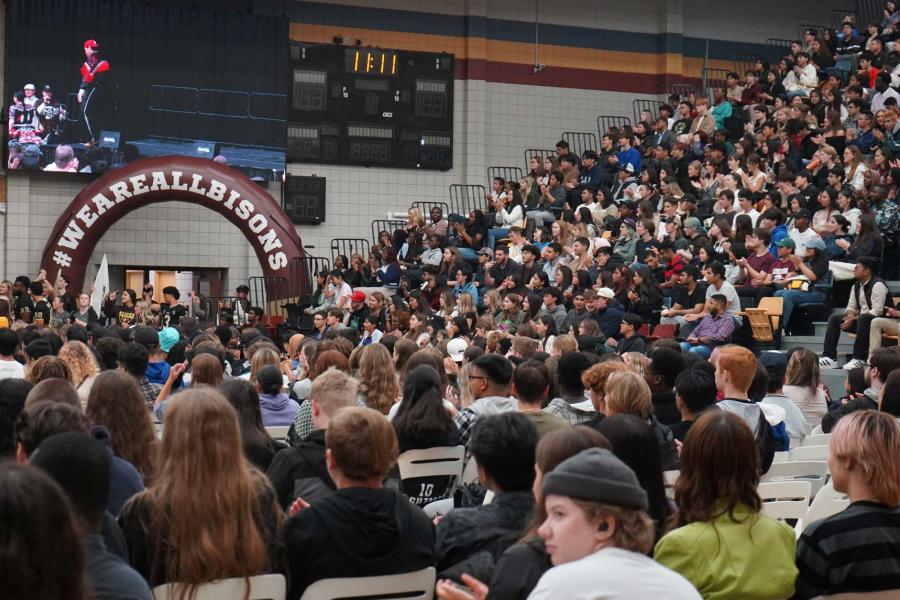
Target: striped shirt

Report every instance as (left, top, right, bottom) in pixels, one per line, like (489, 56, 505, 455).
(794, 500, 900, 599)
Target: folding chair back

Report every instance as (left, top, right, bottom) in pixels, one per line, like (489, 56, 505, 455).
(800, 433, 830, 447)
(152, 574, 286, 600)
(805, 481, 850, 527)
(789, 445, 829, 461)
(762, 461, 829, 497)
(300, 567, 436, 600)
(745, 308, 776, 342)
(265, 426, 290, 441)
(397, 446, 465, 506)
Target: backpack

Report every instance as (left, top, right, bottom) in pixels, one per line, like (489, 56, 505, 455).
(755, 410, 776, 474)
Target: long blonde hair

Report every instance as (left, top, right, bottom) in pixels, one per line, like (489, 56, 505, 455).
(58, 341, 99, 387)
(137, 388, 280, 598)
(356, 343, 400, 415)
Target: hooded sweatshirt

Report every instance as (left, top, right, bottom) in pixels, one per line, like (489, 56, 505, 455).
(144, 360, 170, 386)
(284, 487, 435, 598)
(259, 392, 300, 427)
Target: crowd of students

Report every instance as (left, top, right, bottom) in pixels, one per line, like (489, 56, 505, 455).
(5, 6, 900, 599)
(0, 259, 899, 599)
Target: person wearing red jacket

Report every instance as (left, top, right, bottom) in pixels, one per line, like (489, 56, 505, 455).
(78, 39, 110, 144)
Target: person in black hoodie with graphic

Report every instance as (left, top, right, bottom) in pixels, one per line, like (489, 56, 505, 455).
(283, 406, 434, 599)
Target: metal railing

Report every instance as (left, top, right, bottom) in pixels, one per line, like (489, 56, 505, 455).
(596, 115, 632, 138)
(561, 131, 597, 158)
(449, 184, 487, 217)
(487, 166, 525, 187)
(370, 219, 408, 246)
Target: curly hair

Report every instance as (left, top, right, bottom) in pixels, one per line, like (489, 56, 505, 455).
(26, 356, 71, 385)
(58, 341, 98, 387)
(356, 343, 400, 415)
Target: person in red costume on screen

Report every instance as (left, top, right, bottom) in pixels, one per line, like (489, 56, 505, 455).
(77, 39, 110, 145)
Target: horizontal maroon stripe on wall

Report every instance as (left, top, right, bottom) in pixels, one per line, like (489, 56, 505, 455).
(454, 58, 702, 95)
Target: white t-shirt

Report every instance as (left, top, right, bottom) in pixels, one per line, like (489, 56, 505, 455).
(788, 228, 821, 251)
(705, 280, 742, 320)
(527, 547, 701, 600)
(333, 282, 352, 307)
(0, 359, 25, 379)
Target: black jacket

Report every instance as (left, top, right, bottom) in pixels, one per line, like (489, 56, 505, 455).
(266, 430, 334, 509)
(652, 390, 682, 427)
(284, 487, 434, 599)
(434, 490, 534, 573)
(487, 537, 551, 600)
(821, 394, 878, 433)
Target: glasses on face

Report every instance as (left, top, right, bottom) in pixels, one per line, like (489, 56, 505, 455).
(468, 375, 488, 383)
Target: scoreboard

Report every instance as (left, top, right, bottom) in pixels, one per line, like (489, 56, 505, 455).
(288, 43, 454, 170)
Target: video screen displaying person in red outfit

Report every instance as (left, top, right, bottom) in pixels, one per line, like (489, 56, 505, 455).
(78, 39, 110, 145)
(5, 0, 287, 179)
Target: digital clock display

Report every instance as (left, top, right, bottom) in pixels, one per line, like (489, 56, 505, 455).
(345, 48, 398, 76)
(289, 43, 453, 169)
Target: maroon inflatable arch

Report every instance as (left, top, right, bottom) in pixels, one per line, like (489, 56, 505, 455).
(39, 156, 305, 294)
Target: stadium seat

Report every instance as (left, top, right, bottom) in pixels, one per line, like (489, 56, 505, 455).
(151, 574, 286, 600)
(299, 567, 436, 600)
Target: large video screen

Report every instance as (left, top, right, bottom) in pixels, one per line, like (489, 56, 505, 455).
(5, 0, 288, 180)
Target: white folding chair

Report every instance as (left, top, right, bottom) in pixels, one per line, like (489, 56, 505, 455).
(805, 481, 850, 528)
(300, 567, 436, 600)
(761, 461, 829, 497)
(808, 423, 824, 435)
(759, 480, 811, 538)
(152, 574, 286, 600)
(789, 445, 829, 461)
(153, 422, 163, 439)
(662, 470, 679, 500)
(772, 451, 789, 463)
(800, 433, 831, 447)
(483, 490, 495, 505)
(265, 426, 290, 441)
(397, 446, 465, 505)
(461, 456, 480, 485)
(422, 498, 454, 519)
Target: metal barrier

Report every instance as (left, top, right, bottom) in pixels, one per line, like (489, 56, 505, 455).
(523, 149, 558, 172)
(632, 99, 659, 125)
(411, 200, 450, 219)
(669, 84, 697, 99)
(290, 255, 329, 304)
(765, 38, 793, 66)
(596, 115, 632, 138)
(487, 166, 525, 188)
(702, 67, 731, 94)
(449, 184, 487, 217)
(330, 238, 371, 262)
(370, 219, 408, 246)
(734, 53, 762, 78)
(205, 295, 242, 326)
(831, 9, 857, 29)
(561, 131, 597, 157)
(856, 0, 881, 30)
(148, 84, 286, 122)
(248, 276, 291, 320)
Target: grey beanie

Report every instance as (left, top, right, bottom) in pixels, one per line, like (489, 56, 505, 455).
(542, 448, 648, 510)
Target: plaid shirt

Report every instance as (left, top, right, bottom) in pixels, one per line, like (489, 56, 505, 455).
(453, 396, 519, 446)
(543, 397, 597, 426)
(137, 376, 162, 409)
(691, 313, 736, 344)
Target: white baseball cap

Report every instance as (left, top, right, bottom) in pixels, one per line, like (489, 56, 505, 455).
(595, 287, 615, 300)
(447, 337, 469, 362)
